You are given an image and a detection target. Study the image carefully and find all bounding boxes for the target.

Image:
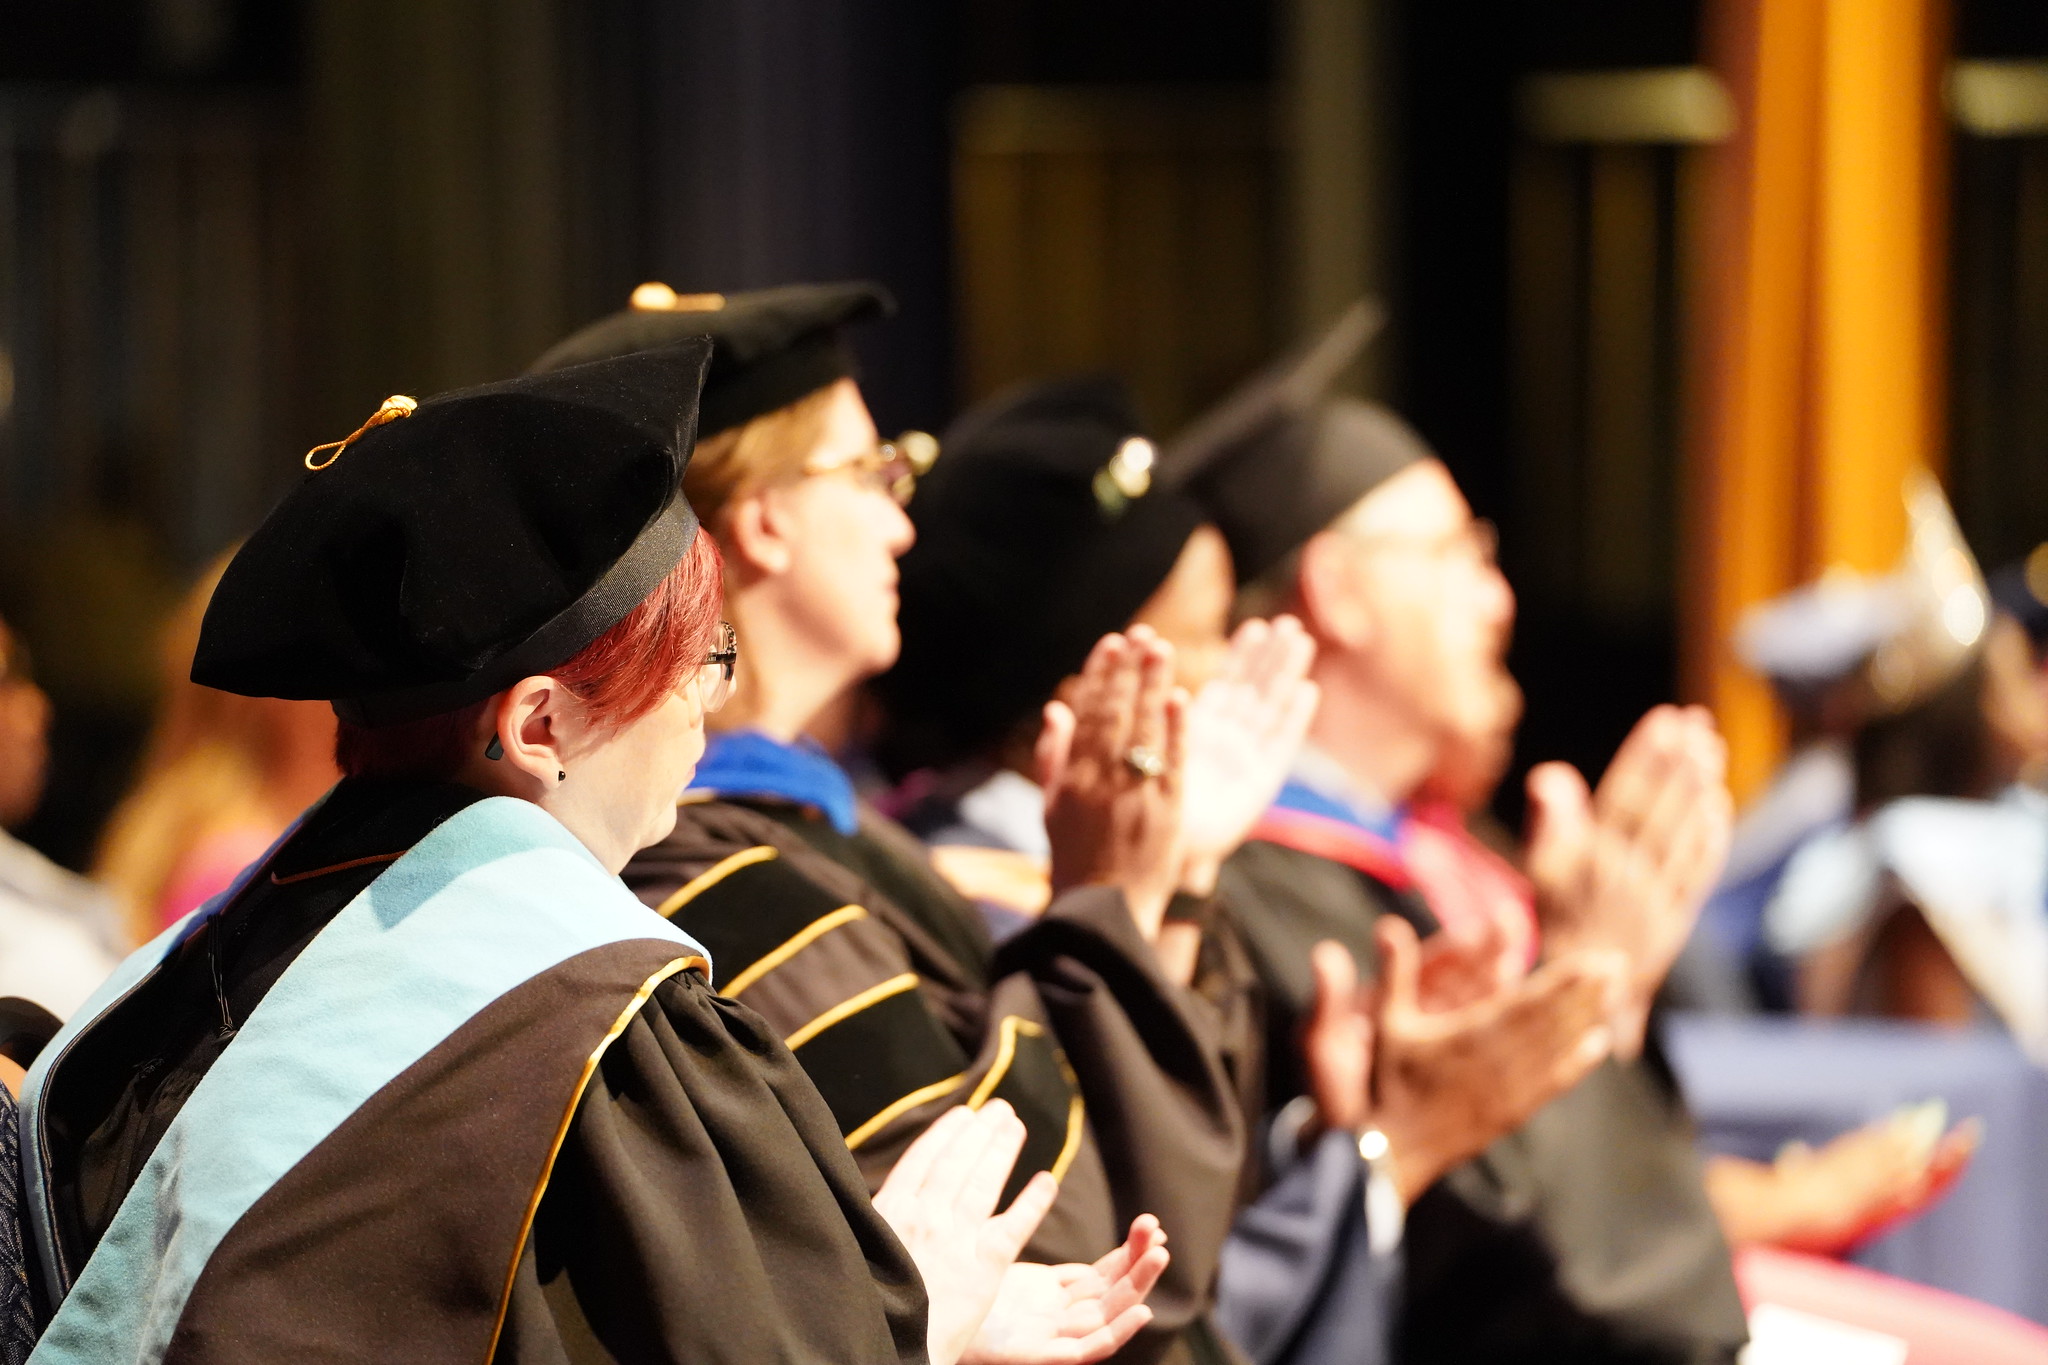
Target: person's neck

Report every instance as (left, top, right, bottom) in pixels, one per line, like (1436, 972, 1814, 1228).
(725, 593, 864, 745)
(1301, 660, 1437, 811)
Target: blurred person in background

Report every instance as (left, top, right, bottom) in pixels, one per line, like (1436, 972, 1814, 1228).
(1178, 331, 1983, 1361)
(877, 362, 1641, 1365)
(92, 553, 338, 944)
(0, 616, 119, 1018)
(1770, 497, 2048, 1051)
(532, 284, 1257, 1365)
(1680, 570, 1905, 1011)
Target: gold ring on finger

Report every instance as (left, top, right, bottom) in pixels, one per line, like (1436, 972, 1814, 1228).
(1124, 745, 1166, 779)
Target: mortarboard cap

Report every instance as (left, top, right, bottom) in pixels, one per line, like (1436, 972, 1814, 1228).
(194, 340, 714, 727)
(528, 280, 894, 437)
(877, 374, 1202, 776)
(1734, 570, 1907, 688)
(1160, 302, 1422, 584)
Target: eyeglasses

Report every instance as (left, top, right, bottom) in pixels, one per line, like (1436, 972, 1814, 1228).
(801, 430, 940, 506)
(695, 620, 738, 713)
(1347, 517, 1499, 570)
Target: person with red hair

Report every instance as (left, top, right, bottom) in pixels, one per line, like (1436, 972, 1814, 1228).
(11, 345, 1166, 1365)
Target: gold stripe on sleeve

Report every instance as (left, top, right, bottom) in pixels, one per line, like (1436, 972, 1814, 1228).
(844, 1071, 971, 1151)
(784, 972, 919, 1050)
(721, 904, 868, 999)
(653, 845, 777, 919)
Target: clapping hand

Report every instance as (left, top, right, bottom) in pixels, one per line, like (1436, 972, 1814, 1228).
(1177, 616, 1321, 895)
(1301, 919, 1627, 1202)
(1037, 627, 1186, 940)
(1524, 704, 1732, 1056)
(872, 1102, 1170, 1365)
(965, 1217, 1170, 1365)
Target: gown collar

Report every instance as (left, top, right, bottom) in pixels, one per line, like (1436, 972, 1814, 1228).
(687, 729, 861, 836)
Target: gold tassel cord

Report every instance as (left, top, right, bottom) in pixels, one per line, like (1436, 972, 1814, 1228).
(305, 394, 418, 471)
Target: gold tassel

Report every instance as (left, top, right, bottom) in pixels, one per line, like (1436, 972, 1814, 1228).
(305, 395, 418, 471)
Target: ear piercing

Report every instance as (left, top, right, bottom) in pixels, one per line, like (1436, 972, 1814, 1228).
(484, 733, 564, 784)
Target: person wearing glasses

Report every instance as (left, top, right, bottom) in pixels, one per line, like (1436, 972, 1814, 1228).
(13, 345, 1167, 1365)
(529, 286, 1317, 1365)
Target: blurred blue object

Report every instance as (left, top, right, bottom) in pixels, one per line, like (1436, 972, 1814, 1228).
(1665, 1012, 2048, 1324)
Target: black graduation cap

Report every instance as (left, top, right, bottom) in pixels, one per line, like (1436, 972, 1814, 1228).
(877, 374, 1203, 777)
(1162, 301, 1433, 585)
(527, 281, 895, 437)
(193, 340, 714, 727)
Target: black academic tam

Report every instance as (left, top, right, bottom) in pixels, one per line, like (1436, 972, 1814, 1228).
(192, 340, 713, 727)
(528, 280, 895, 438)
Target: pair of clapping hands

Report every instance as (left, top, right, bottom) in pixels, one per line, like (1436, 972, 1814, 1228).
(872, 1100, 1169, 1365)
(1301, 704, 1735, 1202)
(1034, 618, 1321, 953)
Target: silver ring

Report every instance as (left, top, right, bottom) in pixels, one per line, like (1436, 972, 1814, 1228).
(1124, 744, 1166, 779)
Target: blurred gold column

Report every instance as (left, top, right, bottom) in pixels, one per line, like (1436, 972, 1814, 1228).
(1690, 0, 1949, 802)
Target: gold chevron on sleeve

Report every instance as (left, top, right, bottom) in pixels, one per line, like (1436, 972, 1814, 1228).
(721, 904, 868, 998)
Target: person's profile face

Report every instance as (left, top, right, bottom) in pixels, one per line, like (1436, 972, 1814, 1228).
(1340, 461, 1518, 753)
(773, 379, 917, 683)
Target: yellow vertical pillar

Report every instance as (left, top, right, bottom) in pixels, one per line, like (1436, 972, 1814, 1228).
(1690, 0, 1949, 802)
(1811, 0, 1949, 570)
(1691, 0, 1824, 803)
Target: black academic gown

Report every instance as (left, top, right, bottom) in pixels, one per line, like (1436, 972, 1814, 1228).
(1220, 838, 1750, 1365)
(30, 779, 926, 1365)
(625, 796, 1261, 1365)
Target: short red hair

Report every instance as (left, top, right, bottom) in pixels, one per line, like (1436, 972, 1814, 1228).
(336, 531, 726, 779)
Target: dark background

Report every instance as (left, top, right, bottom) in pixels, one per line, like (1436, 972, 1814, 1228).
(2, 0, 2044, 866)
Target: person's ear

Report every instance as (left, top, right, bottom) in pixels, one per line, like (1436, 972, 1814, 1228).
(490, 676, 574, 786)
(723, 489, 797, 579)
(1296, 531, 1377, 653)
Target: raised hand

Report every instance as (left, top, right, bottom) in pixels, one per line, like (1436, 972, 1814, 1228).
(1302, 919, 1628, 1202)
(1177, 616, 1321, 895)
(1524, 704, 1732, 1056)
(872, 1102, 1062, 1365)
(965, 1217, 1171, 1365)
(1037, 627, 1187, 940)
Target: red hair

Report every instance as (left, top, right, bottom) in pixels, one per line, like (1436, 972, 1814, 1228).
(336, 531, 726, 779)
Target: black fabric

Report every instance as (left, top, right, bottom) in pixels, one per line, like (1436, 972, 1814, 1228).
(627, 797, 1259, 1365)
(1154, 302, 1423, 586)
(0, 1084, 34, 1365)
(878, 375, 1204, 776)
(39, 778, 482, 1283)
(192, 342, 711, 724)
(528, 281, 895, 437)
(1219, 840, 1748, 1365)
(0, 1002, 59, 1069)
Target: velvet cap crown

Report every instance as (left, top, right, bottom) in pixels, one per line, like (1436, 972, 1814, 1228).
(879, 374, 1202, 776)
(527, 281, 895, 437)
(1165, 301, 1433, 585)
(194, 340, 714, 726)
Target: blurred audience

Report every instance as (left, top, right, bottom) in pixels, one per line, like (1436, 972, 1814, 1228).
(1767, 491, 2048, 1052)
(0, 616, 121, 1018)
(92, 554, 337, 945)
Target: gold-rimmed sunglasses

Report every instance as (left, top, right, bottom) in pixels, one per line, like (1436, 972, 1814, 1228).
(801, 430, 940, 506)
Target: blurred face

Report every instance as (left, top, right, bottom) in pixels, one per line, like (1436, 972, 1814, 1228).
(757, 379, 917, 684)
(1129, 525, 1236, 692)
(1319, 460, 1519, 759)
(0, 627, 51, 829)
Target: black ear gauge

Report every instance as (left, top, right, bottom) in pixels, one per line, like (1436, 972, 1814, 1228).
(484, 734, 505, 761)
(557, 771, 567, 782)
